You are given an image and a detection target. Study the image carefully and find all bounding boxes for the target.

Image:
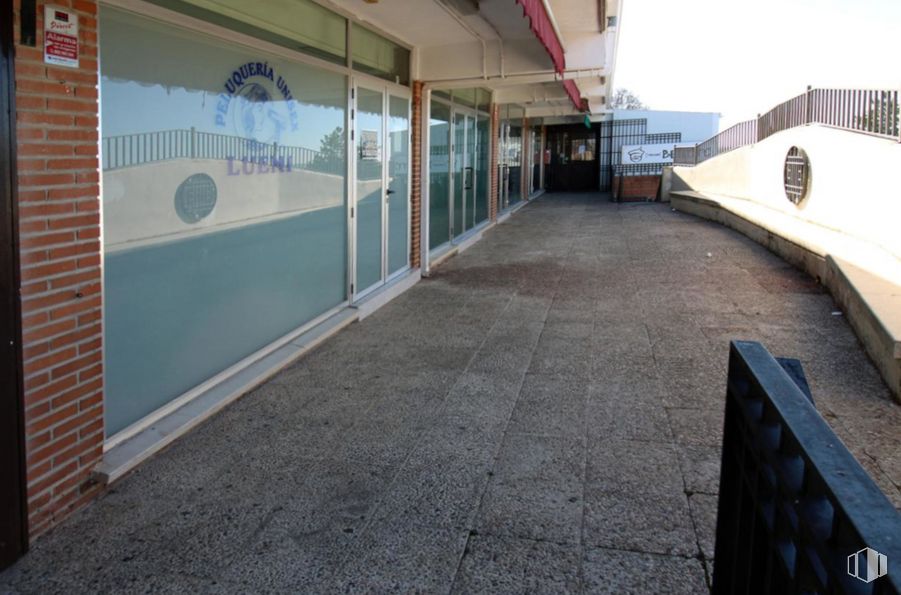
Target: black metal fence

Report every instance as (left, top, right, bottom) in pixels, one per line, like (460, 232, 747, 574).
(677, 87, 900, 166)
(102, 128, 344, 176)
(714, 341, 901, 594)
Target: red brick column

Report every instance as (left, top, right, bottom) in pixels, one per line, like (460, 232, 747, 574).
(410, 81, 423, 268)
(489, 103, 499, 222)
(13, 0, 104, 539)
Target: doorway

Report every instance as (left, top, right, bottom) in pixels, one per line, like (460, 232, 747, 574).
(1, 0, 27, 569)
(498, 120, 523, 210)
(353, 81, 410, 299)
(545, 124, 600, 192)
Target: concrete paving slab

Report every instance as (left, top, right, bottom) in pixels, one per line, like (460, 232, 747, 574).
(3, 193, 899, 593)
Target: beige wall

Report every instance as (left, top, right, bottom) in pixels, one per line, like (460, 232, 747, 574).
(671, 125, 901, 260)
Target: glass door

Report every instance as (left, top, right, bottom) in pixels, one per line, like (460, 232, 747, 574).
(387, 95, 410, 278)
(355, 85, 384, 295)
(354, 81, 411, 298)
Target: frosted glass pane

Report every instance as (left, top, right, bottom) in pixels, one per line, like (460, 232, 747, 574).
(356, 87, 384, 292)
(388, 96, 409, 275)
(352, 23, 410, 85)
(147, 0, 346, 63)
(429, 101, 450, 249)
(100, 7, 347, 436)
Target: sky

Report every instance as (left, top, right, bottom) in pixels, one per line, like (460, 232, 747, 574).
(612, 0, 901, 130)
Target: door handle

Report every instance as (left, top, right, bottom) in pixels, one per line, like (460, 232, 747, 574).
(386, 189, 396, 195)
(464, 167, 473, 190)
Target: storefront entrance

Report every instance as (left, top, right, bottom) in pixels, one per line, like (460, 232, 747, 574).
(0, 1, 27, 569)
(545, 124, 600, 192)
(353, 83, 410, 298)
(427, 91, 490, 254)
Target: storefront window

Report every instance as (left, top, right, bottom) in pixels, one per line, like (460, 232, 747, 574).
(100, 7, 348, 436)
(148, 0, 347, 65)
(352, 24, 410, 85)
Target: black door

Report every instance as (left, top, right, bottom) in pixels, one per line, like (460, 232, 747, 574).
(0, 0, 28, 570)
(545, 124, 600, 192)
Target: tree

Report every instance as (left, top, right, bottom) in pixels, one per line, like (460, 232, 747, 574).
(310, 126, 345, 174)
(857, 95, 899, 137)
(610, 88, 648, 110)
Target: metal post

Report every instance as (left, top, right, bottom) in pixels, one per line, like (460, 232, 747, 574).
(805, 85, 812, 125)
(190, 126, 196, 159)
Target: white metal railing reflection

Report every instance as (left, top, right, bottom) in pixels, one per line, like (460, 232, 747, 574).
(102, 127, 344, 176)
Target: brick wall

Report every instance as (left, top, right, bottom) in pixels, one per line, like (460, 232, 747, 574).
(410, 81, 422, 269)
(618, 175, 661, 202)
(12, 0, 104, 539)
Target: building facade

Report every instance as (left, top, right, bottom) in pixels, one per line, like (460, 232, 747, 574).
(0, 0, 621, 566)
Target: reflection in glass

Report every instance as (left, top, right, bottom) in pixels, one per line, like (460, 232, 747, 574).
(100, 7, 347, 436)
(387, 95, 409, 276)
(356, 87, 384, 293)
(429, 101, 451, 249)
(507, 124, 523, 205)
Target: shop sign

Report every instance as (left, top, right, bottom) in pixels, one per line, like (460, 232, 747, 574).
(215, 61, 300, 146)
(621, 143, 675, 165)
(44, 6, 79, 68)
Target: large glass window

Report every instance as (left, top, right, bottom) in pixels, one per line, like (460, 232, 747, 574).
(387, 96, 410, 275)
(476, 115, 490, 224)
(148, 0, 347, 64)
(100, 7, 348, 436)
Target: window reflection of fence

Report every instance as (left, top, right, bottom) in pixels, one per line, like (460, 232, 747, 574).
(102, 127, 344, 175)
(676, 87, 900, 166)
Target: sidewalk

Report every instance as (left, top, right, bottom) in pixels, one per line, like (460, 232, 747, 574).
(2, 193, 898, 593)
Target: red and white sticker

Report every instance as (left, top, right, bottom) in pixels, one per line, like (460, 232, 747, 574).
(44, 6, 79, 68)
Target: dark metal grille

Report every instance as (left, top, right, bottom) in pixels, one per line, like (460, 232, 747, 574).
(613, 162, 665, 177)
(783, 146, 809, 205)
(645, 131, 681, 144)
(599, 118, 647, 191)
(714, 341, 901, 594)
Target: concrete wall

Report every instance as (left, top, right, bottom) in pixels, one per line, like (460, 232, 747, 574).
(670, 124, 901, 260)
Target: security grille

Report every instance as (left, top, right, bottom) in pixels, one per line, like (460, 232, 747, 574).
(783, 146, 809, 205)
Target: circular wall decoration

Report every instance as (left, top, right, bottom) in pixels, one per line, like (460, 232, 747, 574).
(783, 146, 810, 205)
(174, 173, 217, 224)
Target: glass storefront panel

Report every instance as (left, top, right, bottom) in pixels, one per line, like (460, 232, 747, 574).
(100, 7, 347, 436)
(356, 86, 384, 293)
(531, 124, 542, 194)
(452, 112, 466, 238)
(475, 115, 489, 224)
(506, 124, 523, 206)
(387, 95, 409, 275)
(428, 101, 451, 249)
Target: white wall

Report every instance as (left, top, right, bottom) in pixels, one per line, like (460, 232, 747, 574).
(671, 124, 901, 260)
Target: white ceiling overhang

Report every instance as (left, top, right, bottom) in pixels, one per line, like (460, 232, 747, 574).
(322, 0, 621, 113)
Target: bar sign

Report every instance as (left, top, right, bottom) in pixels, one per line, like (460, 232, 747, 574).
(44, 6, 79, 68)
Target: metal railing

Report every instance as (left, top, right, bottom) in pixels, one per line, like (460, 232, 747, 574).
(677, 87, 900, 166)
(714, 341, 901, 594)
(102, 128, 343, 176)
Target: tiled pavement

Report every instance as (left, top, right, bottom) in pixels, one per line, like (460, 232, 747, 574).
(2, 193, 899, 594)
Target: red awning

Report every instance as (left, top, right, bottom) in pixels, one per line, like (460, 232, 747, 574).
(515, 0, 565, 74)
(562, 79, 586, 112)
(515, 0, 583, 111)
